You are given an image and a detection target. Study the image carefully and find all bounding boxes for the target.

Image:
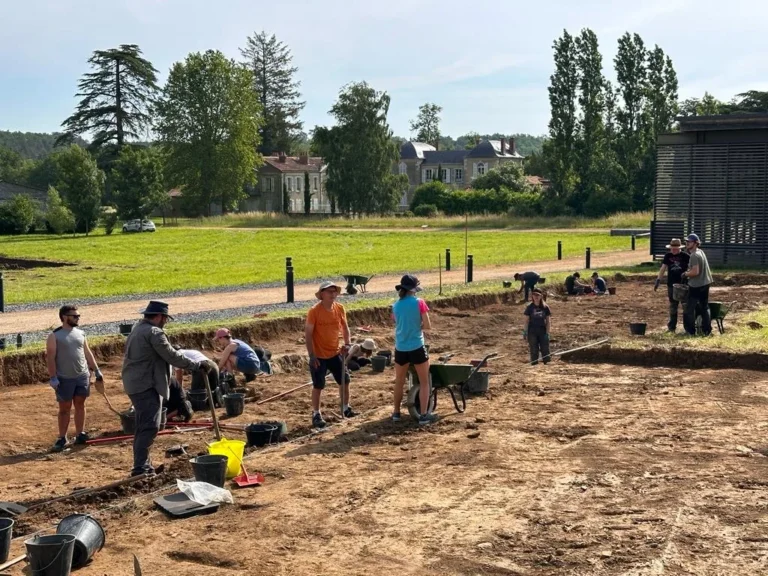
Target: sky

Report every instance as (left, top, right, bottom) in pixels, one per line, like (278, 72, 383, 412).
(1, 0, 768, 139)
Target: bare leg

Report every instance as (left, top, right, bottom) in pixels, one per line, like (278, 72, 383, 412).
(58, 400, 72, 438)
(72, 395, 86, 434)
(311, 388, 322, 412)
(394, 363, 408, 414)
(414, 361, 431, 414)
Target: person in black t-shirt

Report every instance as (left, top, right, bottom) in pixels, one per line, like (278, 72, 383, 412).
(523, 288, 551, 365)
(514, 271, 540, 301)
(564, 272, 590, 295)
(654, 238, 690, 332)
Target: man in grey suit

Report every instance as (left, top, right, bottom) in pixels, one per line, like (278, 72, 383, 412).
(122, 301, 203, 476)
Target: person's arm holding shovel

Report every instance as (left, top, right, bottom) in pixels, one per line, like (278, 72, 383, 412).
(83, 337, 104, 394)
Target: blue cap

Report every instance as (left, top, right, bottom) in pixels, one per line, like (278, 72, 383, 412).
(686, 234, 700, 243)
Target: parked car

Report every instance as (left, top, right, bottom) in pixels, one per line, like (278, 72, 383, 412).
(122, 219, 156, 233)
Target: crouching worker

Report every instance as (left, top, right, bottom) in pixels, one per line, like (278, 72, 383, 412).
(122, 301, 203, 477)
(523, 288, 551, 365)
(306, 281, 355, 428)
(514, 271, 540, 301)
(346, 339, 376, 371)
(164, 376, 193, 422)
(591, 272, 607, 295)
(173, 346, 219, 392)
(214, 329, 262, 380)
(565, 272, 590, 295)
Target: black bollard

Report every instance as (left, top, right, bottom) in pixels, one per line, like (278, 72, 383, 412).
(631, 235, 636, 251)
(16, 333, 22, 349)
(285, 257, 292, 268)
(467, 255, 474, 283)
(557, 241, 562, 261)
(286, 266, 294, 303)
(586, 247, 591, 269)
(0, 271, 4, 313)
(0, 338, 5, 351)
(445, 248, 451, 271)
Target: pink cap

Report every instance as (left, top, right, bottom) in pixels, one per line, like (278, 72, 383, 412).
(215, 328, 231, 339)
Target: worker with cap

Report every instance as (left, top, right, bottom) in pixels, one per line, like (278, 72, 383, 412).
(514, 271, 540, 301)
(654, 238, 691, 332)
(306, 281, 354, 428)
(564, 272, 590, 296)
(122, 301, 204, 476)
(591, 272, 607, 295)
(682, 234, 713, 336)
(213, 328, 262, 379)
(347, 338, 377, 371)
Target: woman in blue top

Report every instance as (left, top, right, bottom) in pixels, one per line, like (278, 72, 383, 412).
(214, 328, 262, 377)
(391, 274, 436, 426)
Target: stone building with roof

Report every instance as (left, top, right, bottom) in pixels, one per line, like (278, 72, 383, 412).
(250, 152, 327, 213)
(395, 138, 524, 208)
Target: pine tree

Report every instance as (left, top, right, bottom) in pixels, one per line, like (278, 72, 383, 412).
(58, 45, 158, 154)
(303, 171, 313, 215)
(409, 103, 442, 145)
(283, 181, 290, 214)
(240, 32, 305, 156)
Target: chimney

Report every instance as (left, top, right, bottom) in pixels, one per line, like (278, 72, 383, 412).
(278, 151, 287, 163)
(435, 138, 439, 151)
(500, 138, 506, 155)
(509, 138, 516, 155)
(298, 151, 309, 165)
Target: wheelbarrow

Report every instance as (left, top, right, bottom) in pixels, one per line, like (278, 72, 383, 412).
(405, 353, 497, 421)
(708, 301, 733, 335)
(342, 274, 374, 295)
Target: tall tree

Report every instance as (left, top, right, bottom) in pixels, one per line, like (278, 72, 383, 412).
(240, 32, 305, 156)
(303, 171, 313, 215)
(409, 103, 442, 145)
(679, 92, 726, 117)
(314, 82, 402, 214)
(111, 146, 167, 220)
(52, 145, 105, 234)
(156, 50, 262, 216)
(0, 146, 27, 183)
(283, 181, 290, 214)
(546, 30, 580, 201)
(58, 45, 159, 154)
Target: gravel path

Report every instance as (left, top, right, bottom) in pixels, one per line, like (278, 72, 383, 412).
(0, 250, 647, 340)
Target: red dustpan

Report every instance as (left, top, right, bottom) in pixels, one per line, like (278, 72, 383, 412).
(233, 461, 264, 488)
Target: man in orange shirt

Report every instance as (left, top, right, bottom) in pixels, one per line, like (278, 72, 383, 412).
(306, 281, 354, 428)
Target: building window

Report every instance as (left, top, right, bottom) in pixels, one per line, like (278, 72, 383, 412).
(399, 162, 407, 175)
(477, 162, 485, 176)
(312, 197, 318, 211)
(287, 178, 293, 191)
(425, 168, 433, 181)
(296, 177, 302, 191)
(439, 169, 447, 182)
(313, 176, 318, 191)
(455, 169, 463, 182)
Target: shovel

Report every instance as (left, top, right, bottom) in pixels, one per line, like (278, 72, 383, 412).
(200, 366, 221, 441)
(233, 458, 265, 488)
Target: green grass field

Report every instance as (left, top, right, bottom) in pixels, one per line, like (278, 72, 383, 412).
(178, 210, 652, 230)
(0, 228, 647, 304)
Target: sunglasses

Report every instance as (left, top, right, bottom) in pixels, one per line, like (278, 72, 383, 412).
(66, 314, 81, 318)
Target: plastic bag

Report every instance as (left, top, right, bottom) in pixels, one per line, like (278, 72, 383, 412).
(177, 479, 233, 505)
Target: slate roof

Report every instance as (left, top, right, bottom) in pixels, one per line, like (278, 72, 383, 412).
(422, 150, 469, 164)
(262, 156, 324, 172)
(466, 140, 524, 159)
(400, 142, 436, 160)
(0, 181, 47, 203)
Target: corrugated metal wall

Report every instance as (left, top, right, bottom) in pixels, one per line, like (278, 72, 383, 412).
(654, 143, 768, 265)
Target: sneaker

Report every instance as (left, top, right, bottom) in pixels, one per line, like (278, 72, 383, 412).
(418, 413, 439, 426)
(312, 413, 327, 429)
(391, 412, 401, 422)
(343, 406, 358, 418)
(51, 437, 67, 452)
(74, 432, 90, 445)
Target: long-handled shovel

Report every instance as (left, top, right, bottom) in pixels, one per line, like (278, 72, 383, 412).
(200, 367, 221, 441)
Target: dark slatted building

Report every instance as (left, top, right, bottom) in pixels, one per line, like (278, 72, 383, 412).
(653, 114, 768, 265)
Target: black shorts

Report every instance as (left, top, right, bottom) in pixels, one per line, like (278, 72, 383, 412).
(394, 346, 429, 366)
(310, 354, 350, 389)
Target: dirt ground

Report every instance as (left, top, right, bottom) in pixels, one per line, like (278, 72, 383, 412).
(2, 280, 768, 575)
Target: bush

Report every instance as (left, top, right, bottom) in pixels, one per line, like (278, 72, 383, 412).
(45, 186, 76, 235)
(413, 204, 438, 218)
(0, 194, 40, 235)
(102, 211, 119, 235)
(410, 181, 451, 212)
(507, 191, 542, 217)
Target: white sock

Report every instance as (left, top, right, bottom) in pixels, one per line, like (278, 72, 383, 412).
(313, 410, 320, 417)
(343, 404, 350, 411)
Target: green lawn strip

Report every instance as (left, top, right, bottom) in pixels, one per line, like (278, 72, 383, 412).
(0, 229, 647, 305)
(178, 210, 652, 231)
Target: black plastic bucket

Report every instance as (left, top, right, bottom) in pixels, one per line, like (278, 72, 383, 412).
(56, 514, 105, 569)
(223, 393, 245, 417)
(119, 411, 136, 435)
(629, 322, 647, 336)
(258, 420, 287, 442)
(25, 534, 76, 576)
(371, 355, 387, 372)
(378, 350, 392, 366)
(190, 455, 228, 487)
(159, 407, 168, 431)
(0, 517, 13, 563)
(246, 423, 278, 448)
(188, 390, 208, 411)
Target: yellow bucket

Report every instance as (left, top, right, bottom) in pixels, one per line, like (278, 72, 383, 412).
(207, 438, 245, 479)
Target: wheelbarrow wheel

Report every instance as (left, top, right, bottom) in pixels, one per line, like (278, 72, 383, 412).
(406, 372, 435, 421)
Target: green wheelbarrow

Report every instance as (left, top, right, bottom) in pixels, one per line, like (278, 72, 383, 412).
(342, 274, 374, 295)
(708, 301, 733, 335)
(406, 353, 497, 421)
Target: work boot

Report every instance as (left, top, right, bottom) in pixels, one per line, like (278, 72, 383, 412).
(343, 406, 358, 418)
(74, 432, 90, 445)
(51, 436, 67, 452)
(312, 413, 326, 429)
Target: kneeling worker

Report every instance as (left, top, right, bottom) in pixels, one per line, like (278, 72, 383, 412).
(591, 272, 607, 295)
(214, 329, 262, 378)
(564, 272, 589, 295)
(347, 338, 376, 371)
